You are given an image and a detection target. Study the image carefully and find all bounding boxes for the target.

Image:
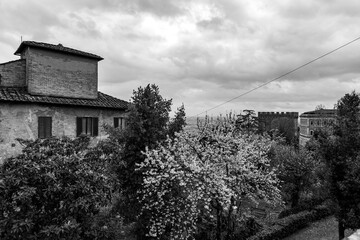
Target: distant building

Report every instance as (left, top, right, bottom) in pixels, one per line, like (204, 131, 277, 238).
(0, 41, 129, 162)
(258, 112, 299, 142)
(299, 109, 336, 147)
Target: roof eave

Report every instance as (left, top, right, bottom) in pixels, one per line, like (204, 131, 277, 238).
(14, 42, 104, 61)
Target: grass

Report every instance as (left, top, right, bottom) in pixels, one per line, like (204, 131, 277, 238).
(282, 216, 354, 240)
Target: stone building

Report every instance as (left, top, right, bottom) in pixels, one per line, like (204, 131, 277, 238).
(299, 109, 336, 147)
(258, 112, 299, 142)
(0, 41, 129, 162)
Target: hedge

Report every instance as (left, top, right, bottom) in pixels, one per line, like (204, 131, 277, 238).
(278, 197, 326, 219)
(247, 204, 332, 240)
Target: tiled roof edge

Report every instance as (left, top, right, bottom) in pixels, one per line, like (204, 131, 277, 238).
(0, 87, 128, 110)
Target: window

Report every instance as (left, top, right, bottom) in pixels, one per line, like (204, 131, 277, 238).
(38, 117, 52, 138)
(310, 130, 314, 135)
(300, 118, 308, 126)
(114, 117, 126, 129)
(310, 120, 314, 125)
(76, 117, 98, 136)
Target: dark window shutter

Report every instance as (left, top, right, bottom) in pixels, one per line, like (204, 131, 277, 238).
(38, 117, 45, 138)
(114, 118, 119, 128)
(38, 117, 52, 138)
(93, 117, 99, 136)
(76, 117, 82, 136)
(45, 117, 52, 138)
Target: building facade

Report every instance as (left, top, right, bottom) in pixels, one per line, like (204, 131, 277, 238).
(0, 41, 129, 162)
(258, 112, 299, 142)
(299, 109, 336, 147)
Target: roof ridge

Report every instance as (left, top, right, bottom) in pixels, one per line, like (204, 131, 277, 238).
(14, 41, 103, 61)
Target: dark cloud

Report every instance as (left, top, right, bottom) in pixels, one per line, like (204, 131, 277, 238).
(1, 0, 360, 116)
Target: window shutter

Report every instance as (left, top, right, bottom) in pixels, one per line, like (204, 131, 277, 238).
(76, 117, 82, 136)
(38, 117, 45, 138)
(45, 117, 52, 138)
(93, 117, 99, 136)
(114, 117, 119, 128)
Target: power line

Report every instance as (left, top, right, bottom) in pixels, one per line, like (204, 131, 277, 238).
(193, 36, 360, 117)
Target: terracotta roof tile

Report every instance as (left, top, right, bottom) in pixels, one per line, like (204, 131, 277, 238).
(14, 41, 103, 60)
(0, 87, 128, 110)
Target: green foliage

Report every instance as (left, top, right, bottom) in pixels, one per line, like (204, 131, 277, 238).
(138, 119, 282, 239)
(0, 137, 113, 239)
(236, 109, 259, 134)
(311, 91, 360, 239)
(278, 197, 326, 219)
(116, 84, 173, 219)
(248, 203, 332, 240)
(90, 204, 136, 240)
(271, 145, 318, 208)
(270, 117, 297, 145)
(168, 103, 186, 138)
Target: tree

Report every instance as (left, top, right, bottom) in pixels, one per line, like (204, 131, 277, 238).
(168, 103, 186, 138)
(236, 109, 258, 134)
(271, 144, 317, 208)
(270, 117, 297, 145)
(0, 137, 114, 239)
(138, 119, 282, 240)
(315, 104, 326, 110)
(116, 84, 172, 221)
(316, 91, 360, 239)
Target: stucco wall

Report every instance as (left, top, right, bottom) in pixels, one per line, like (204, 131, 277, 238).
(0, 103, 127, 163)
(0, 59, 26, 87)
(23, 47, 98, 99)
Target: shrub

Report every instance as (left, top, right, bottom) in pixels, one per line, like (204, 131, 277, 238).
(248, 204, 332, 240)
(278, 197, 326, 219)
(0, 137, 113, 239)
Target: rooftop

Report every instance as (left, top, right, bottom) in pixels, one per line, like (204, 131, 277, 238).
(300, 109, 337, 117)
(0, 87, 128, 110)
(14, 41, 103, 61)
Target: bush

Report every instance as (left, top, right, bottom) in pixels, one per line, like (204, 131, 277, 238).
(89, 205, 136, 240)
(0, 137, 113, 239)
(248, 204, 332, 240)
(278, 197, 326, 219)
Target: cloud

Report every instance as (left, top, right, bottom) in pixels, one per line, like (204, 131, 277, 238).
(1, 0, 360, 117)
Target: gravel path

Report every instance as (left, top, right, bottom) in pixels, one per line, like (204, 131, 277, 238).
(283, 216, 354, 240)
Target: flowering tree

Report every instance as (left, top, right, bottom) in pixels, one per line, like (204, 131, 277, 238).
(137, 120, 282, 240)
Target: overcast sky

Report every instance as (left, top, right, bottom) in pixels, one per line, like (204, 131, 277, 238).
(1, 0, 360, 117)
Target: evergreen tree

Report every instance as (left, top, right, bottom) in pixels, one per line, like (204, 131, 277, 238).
(168, 103, 186, 138)
(235, 109, 258, 134)
(317, 91, 360, 239)
(114, 84, 187, 239)
(117, 84, 172, 220)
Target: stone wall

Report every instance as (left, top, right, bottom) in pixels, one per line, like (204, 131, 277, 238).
(258, 112, 299, 132)
(0, 103, 127, 163)
(23, 47, 98, 99)
(0, 59, 26, 87)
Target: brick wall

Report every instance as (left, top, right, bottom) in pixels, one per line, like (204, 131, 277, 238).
(0, 103, 127, 163)
(0, 59, 26, 87)
(23, 48, 98, 99)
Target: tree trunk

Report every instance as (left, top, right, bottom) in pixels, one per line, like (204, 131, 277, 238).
(291, 189, 300, 208)
(338, 220, 345, 240)
(217, 206, 222, 240)
(225, 197, 235, 240)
